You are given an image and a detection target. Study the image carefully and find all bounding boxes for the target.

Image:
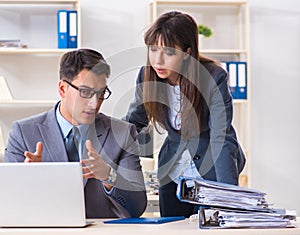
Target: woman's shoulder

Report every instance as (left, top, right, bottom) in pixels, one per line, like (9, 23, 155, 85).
(200, 59, 225, 75)
(199, 58, 227, 85)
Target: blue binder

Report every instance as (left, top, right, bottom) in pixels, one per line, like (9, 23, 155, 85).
(57, 10, 68, 48)
(226, 61, 247, 100)
(67, 10, 78, 48)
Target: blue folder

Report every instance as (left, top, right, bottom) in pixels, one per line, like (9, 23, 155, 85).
(67, 10, 77, 48)
(103, 216, 185, 224)
(57, 10, 68, 48)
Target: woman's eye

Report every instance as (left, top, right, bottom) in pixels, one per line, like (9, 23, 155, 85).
(149, 46, 157, 52)
(164, 48, 176, 56)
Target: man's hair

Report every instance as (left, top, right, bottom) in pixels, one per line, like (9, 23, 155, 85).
(59, 48, 110, 81)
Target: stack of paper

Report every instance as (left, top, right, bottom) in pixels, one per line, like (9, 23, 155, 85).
(0, 39, 21, 48)
(176, 177, 297, 229)
(199, 207, 296, 229)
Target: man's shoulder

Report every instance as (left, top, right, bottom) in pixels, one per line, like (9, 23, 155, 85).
(15, 111, 49, 125)
(13, 107, 54, 127)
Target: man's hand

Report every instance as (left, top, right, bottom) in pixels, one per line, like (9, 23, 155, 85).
(81, 139, 111, 182)
(24, 142, 43, 162)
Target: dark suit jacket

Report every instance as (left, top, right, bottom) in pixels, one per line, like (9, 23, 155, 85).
(125, 62, 246, 186)
(5, 103, 147, 218)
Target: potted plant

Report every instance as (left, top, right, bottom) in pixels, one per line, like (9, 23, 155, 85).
(198, 24, 213, 37)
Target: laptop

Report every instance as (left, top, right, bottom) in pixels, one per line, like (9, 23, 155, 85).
(0, 162, 90, 227)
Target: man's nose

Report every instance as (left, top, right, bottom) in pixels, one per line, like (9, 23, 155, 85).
(87, 93, 98, 108)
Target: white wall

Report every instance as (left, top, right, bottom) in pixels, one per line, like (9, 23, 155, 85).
(73, 0, 300, 214)
(249, 0, 300, 213)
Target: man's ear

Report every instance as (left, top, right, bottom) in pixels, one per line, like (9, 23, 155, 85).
(184, 48, 191, 60)
(58, 80, 67, 98)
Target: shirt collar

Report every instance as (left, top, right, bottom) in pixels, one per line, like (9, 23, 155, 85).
(55, 104, 89, 140)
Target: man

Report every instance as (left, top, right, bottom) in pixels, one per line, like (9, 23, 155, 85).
(5, 48, 147, 218)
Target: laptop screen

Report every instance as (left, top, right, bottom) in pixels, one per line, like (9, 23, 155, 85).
(0, 162, 87, 227)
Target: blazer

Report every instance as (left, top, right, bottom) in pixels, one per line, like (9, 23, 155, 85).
(125, 62, 246, 186)
(5, 102, 147, 218)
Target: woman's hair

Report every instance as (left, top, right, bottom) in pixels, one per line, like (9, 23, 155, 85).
(143, 11, 214, 138)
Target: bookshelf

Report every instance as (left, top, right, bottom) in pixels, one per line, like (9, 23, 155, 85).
(148, 0, 250, 187)
(0, 0, 81, 160)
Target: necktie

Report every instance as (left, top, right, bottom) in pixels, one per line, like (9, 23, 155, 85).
(65, 127, 80, 162)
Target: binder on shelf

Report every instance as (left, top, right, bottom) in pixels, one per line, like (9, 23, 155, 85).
(57, 10, 77, 49)
(226, 61, 247, 100)
(57, 10, 68, 49)
(67, 10, 78, 48)
(0, 76, 13, 101)
(221, 61, 247, 100)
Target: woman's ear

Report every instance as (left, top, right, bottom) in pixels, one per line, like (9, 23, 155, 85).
(184, 48, 191, 60)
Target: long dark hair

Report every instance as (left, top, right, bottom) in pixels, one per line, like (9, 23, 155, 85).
(143, 11, 214, 138)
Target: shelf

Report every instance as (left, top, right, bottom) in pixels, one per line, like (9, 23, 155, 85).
(201, 49, 247, 54)
(0, 48, 78, 55)
(0, 48, 247, 56)
(0, 0, 78, 4)
(233, 99, 247, 104)
(149, 0, 247, 6)
(0, 100, 56, 107)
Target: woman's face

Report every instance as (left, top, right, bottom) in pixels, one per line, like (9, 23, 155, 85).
(148, 37, 187, 85)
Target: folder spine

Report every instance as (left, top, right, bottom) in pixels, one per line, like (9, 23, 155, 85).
(57, 10, 68, 49)
(67, 10, 78, 48)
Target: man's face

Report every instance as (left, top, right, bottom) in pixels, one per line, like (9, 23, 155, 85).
(59, 69, 107, 126)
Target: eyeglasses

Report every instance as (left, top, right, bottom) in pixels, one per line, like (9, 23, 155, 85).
(63, 80, 112, 100)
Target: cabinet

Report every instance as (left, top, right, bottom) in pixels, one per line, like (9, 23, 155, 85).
(0, 0, 81, 160)
(147, 0, 250, 187)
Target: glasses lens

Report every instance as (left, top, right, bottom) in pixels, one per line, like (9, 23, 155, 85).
(80, 88, 94, 98)
(78, 87, 111, 100)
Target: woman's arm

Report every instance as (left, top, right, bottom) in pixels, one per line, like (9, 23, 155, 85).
(123, 66, 149, 132)
(208, 65, 246, 185)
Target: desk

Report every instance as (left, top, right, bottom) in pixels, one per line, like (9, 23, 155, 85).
(0, 219, 299, 235)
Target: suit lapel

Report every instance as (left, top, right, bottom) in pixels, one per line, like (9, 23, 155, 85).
(82, 115, 110, 156)
(36, 107, 111, 162)
(38, 105, 68, 162)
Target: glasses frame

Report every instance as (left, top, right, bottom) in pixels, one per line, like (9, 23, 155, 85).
(63, 80, 112, 100)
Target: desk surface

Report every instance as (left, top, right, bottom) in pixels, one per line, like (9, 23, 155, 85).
(0, 219, 299, 235)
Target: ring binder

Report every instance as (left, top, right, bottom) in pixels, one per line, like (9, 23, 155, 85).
(67, 10, 78, 48)
(177, 177, 297, 229)
(57, 10, 68, 49)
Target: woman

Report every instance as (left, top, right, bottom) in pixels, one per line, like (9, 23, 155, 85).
(125, 11, 245, 217)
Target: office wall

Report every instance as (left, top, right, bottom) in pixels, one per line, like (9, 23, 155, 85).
(249, 0, 300, 213)
(81, 0, 300, 214)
